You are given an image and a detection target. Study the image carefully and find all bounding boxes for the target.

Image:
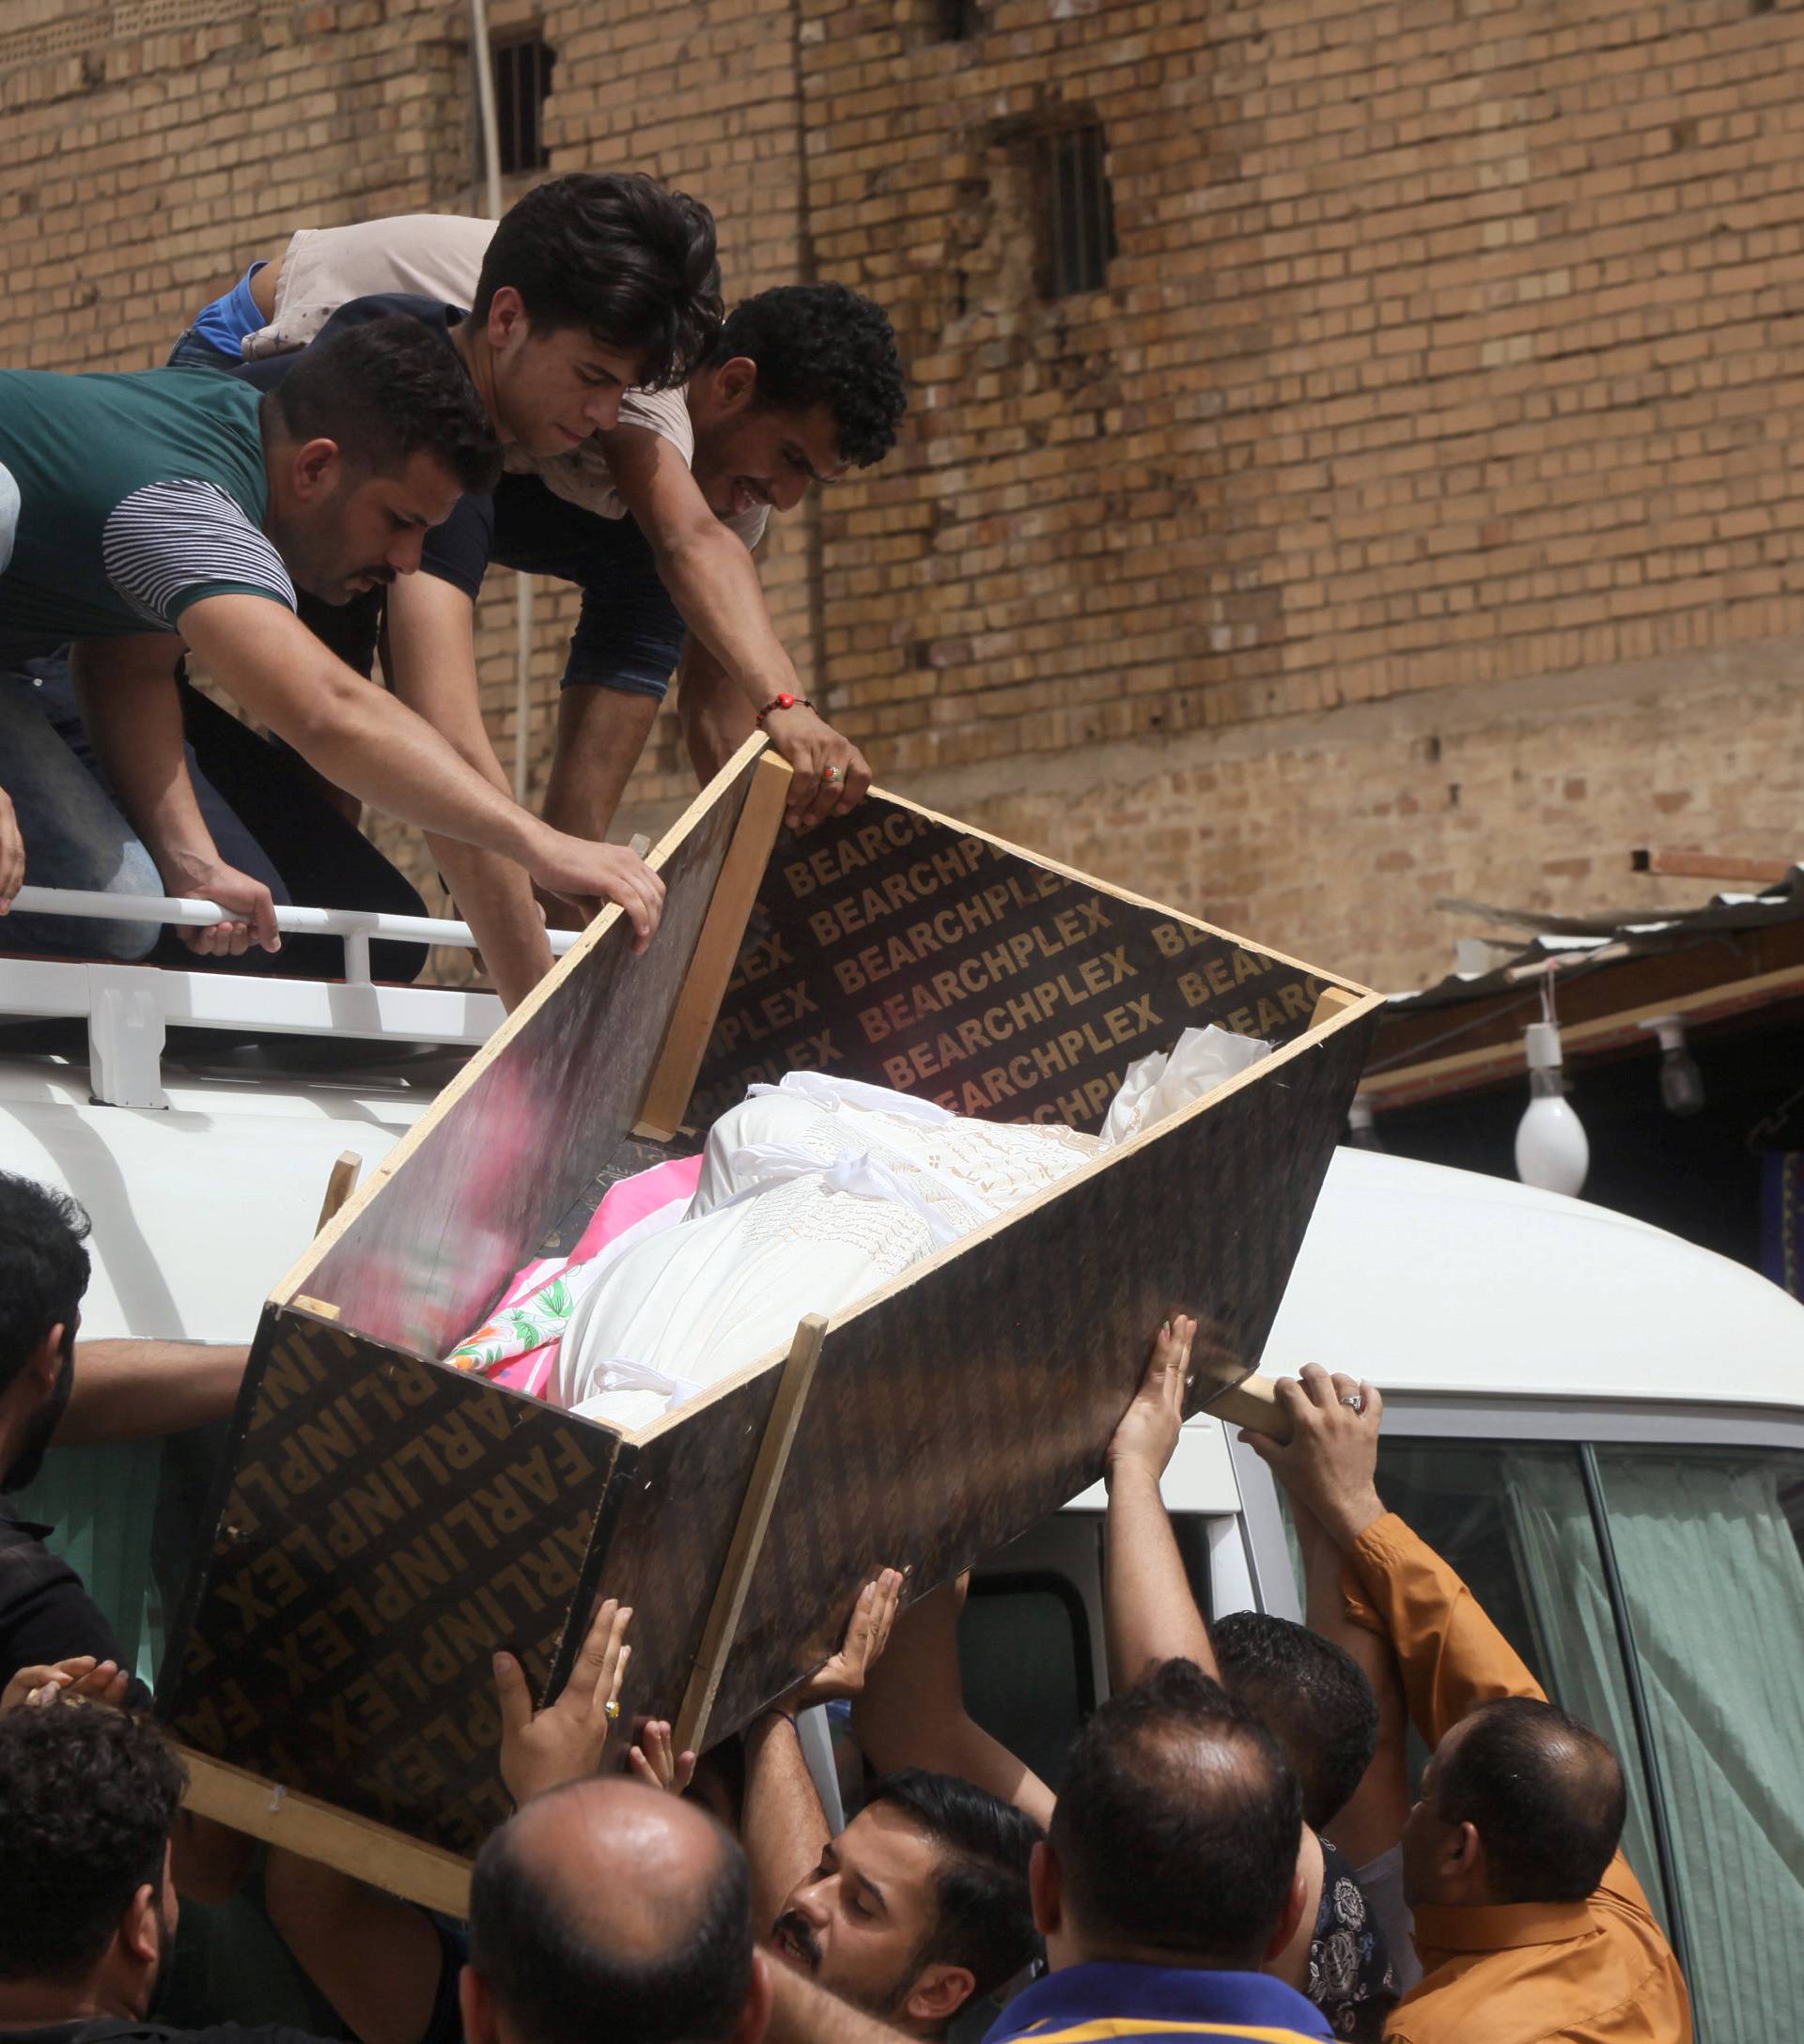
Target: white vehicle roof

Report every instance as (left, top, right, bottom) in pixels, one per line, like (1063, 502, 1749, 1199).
(1265, 1146, 1804, 1412)
(0, 1055, 431, 1342)
(7, 1039, 1799, 1413)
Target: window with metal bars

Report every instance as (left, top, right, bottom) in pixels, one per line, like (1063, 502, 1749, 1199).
(490, 35, 555, 177)
(1031, 121, 1118, 300)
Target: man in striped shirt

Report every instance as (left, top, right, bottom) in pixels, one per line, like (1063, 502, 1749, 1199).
(0, 316, 664, 958)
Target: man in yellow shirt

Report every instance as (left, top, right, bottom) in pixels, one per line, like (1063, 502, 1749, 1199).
(1248, 1367, 1692, 2044)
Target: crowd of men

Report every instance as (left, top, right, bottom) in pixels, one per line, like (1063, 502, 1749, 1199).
(0, 173, 904, 989)
(0, 167, 1693, 2044)
(0, 1172, 1692, 2044)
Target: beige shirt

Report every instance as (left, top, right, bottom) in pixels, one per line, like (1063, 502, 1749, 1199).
(243, 212, 766, 547)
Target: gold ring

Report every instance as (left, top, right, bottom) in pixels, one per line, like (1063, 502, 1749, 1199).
(604, 1697, 622, 1720)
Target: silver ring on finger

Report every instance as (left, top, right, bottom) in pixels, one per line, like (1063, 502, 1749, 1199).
(1340, 1393, 1363, 1412)
(822, 764, 842, 784)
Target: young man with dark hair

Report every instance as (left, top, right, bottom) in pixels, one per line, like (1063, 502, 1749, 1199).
(154, 203, 906, 1003)
(762, 1768, 1043, 2037)
(464, 1777, 768, 2044)
(1248, 1365, 1691, 2044)
(1209, 1612, 1379, 1838)
(0, 315, 664, 966)
(735, 1570, 1040, 2039)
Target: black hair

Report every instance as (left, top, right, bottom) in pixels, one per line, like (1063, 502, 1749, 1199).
(0, 1703, 184, 1983)
(863, 1770, 1043, 2005)
(1437, 1696, 1626, 1903)
(0, 1173, 90, 1397)
(1209, 1611, 1379, 1834)
(1050, 1659, 1301, 1970)
(711, 284, 908, 467)
(470, 1796, 753, 2044)
(472, 172, 722, 391)
(261, 314, 502, 493)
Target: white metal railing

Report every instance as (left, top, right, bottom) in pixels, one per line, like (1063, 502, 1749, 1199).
(2, 886, 582, 1108)
(9, 885, 579, 983)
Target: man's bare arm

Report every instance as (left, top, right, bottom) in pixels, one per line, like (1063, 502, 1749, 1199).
(381, 572, 554, 1008)
(58, 1339, 249, 1446)
(1102, 1316, 1222, 1693)
(851, 1576, 1056, 1832)
(745, 1571, 905, 1930)
(69, 636, 280, 954)
(174, 594, 665, 948)
(599, 426, 870, 828)
(744, 1713, 833, 1936)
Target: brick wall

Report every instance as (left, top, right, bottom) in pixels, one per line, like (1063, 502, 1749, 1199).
(7, 0, 1804, 994)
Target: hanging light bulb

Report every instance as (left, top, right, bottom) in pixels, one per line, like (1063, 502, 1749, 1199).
(1346, 1094, 1384, 1152)
(1641, 1014, 1705, 1118)
(1516, 1020, 1589, 1197)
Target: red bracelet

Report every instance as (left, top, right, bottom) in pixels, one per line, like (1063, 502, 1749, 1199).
(756, 692, 815, 724)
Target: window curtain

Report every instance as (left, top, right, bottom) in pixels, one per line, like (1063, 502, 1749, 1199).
(1507, 1447, 1804, 2044)
(1498, 1450, 1668, 1930)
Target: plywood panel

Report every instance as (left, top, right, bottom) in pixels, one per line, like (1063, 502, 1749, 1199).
(158, 1310, 623, 1857)
(295, 747, 762, 1358)
(694, 793, 1345, 1134)
(701, 1004, 1376, 1732)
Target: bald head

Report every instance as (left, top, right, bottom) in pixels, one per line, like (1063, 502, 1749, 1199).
(1435, 1697, 1626, 1903)
(1048, 1659, 1301, 1970)
(470, 1779, 755, 2044)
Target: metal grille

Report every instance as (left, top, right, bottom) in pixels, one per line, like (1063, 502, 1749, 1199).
(1035, 123, 1117, 299)
(491, 35, 554, 177)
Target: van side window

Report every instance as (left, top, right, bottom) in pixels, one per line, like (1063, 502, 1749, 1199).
(1590, 1446, 1804, 2044)
(1368, 1442, 1672, 1930)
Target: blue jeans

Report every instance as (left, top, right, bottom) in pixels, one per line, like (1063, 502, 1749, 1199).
(0, 669, 162, 959)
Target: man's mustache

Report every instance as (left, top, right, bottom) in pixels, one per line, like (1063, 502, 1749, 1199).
(770, 1911, 822, 1972)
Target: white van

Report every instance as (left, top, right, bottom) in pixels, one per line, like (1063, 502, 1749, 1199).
(3, 921, 1799, 2044)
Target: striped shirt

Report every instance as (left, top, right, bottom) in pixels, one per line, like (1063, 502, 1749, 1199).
(0, 365, 294, 659)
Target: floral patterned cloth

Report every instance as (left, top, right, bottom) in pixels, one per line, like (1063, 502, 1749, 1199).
(1309, 1838, 1400, 2044)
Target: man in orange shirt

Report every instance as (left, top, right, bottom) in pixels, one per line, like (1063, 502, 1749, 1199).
(1248, 1366, 1692, 2044)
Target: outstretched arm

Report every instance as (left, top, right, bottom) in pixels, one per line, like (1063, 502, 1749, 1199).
(851, 1573, 1055, 1832)
(1247, 1366, 1547, 1752)
(173, 594, 665, 949)
(745, 1570, 903, 1932)
(1293, 1492, 1411, 1865)
(70, 634, 279, 955)
(1102, 1314, 1221, 1692)
(59, 1339, 249, 1446)
(381, 571, 554, 1008)
(599, 426, 870, 829)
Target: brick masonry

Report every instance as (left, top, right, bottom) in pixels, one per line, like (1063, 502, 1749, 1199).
(4, 0, 1802, 993)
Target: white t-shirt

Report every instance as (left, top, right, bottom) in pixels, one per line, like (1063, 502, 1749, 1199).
(242, 213, 767, 547)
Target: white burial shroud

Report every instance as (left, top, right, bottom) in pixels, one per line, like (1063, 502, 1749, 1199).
(554, 1028, 1271, 1431)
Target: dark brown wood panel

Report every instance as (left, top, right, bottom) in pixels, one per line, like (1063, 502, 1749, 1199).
(699, 1009, 1376, 1734)
(301, 751, 760, 1358)
(158, 1310, 621, 1857)
(694, 795, 1341, 1133)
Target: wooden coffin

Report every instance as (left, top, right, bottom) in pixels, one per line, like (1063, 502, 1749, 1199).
(157, 736, 1380, 1910)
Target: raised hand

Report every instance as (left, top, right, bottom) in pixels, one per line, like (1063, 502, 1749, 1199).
(1105, 1314, 1195, 1484)
(628, 1719, 698, 1797)
(494, 1596, 632, 1806)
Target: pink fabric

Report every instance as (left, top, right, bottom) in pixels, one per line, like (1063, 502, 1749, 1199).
(570, 1154, 703, 1262)
(479, 1155, 703, 1401)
